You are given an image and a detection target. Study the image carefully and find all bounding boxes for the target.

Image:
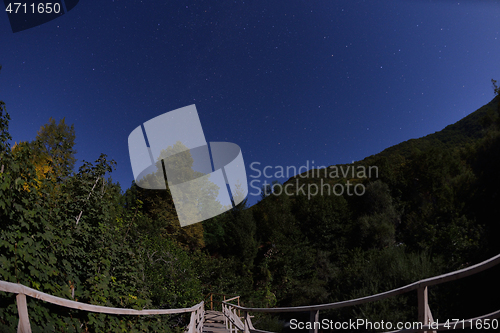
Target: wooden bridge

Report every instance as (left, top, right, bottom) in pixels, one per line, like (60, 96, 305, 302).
(1, 252, 500, 333)
(203, 310, 233, 333)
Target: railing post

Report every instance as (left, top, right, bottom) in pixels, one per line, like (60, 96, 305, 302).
(243, 311, 250, 333)
(197, 307, 201, 333)
(210, 293, 213, 311)
(309, 310, 319, 333)
(229, 311, 233, 333)
(418, 285, 436, 333)
(17, 293, 32, 333)
(187, 310, 195, 333)
(224, 303, 228, 330)
(417, 285, 427, 325)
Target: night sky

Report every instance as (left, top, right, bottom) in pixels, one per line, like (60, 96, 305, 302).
(1, 0, 499, 207)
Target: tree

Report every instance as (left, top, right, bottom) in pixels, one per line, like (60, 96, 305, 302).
(30, 117, 76, 179)
(492, 79, 500, 117)
(0, 65, 9, 156)
(10, 117, 76, 192)
(353, 180, 399, 249)
(136, 141, 226, 249)
(492, 79, 499, 96)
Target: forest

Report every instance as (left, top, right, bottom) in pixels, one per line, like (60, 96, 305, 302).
(1, 79, 500, 332)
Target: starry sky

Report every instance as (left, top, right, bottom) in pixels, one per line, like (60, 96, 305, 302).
(1, 0, 499, 207)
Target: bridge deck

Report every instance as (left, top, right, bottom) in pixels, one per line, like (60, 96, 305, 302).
(203, 310, 230, 333)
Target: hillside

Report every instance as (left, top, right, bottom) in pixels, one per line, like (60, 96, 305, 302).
(276, 95, 500, 189)
(237, 94, 500, 327)
(361, 95, 500, 164)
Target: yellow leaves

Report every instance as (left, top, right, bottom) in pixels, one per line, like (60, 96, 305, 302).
(31, 156, 53, 189)
(11, 141, 54, 192)
(182, 223, 205, 250)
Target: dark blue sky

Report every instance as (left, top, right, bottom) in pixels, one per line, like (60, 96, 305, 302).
(1, 0, 499, 206)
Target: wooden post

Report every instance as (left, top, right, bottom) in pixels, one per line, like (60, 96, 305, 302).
(16, 293, 32, 333)
(194, 308, 199, 333)
(243, 311, 250, 333)
(224, 304, 228, 330)
(197, 305, 204, 333)
(417, 285, 436, 333)
(187, 310, 195, 333)
(309, 310, 319, 333)
(229, 314, 233, 333)
(210, 293, 213, 311)
(417, 285, 427, 324)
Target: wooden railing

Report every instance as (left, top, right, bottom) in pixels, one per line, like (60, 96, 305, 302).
(0, 280, 204, 333)
(222, 296, 264, 333)
(204, 292, 240, 313)
(4, 252, 500, 333)
(222, 252, 500, 333)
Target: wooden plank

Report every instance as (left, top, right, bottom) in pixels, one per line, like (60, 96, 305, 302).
(426, 304, 436, 333)
(226, 282, 417, 313)
(309, 310, 319, 333)
(243, 311, 250, 333)
(417, 286, 428, 327)
(0, 281, 202, 315)
(223, 252, 500, 313)
(203, 310, 230, 333)
(225, 296, 240, 302)
(16, 293, 32, 333)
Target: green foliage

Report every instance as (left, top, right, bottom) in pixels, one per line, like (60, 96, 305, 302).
(2, 82, 500, 332)
(139, 235, 202, 309)
(350, 181, 399, 249)
(30, 117, 76, 179)
(0, 111, 201, 331)
(292, 192, 351, 252)
(132, 140, 230, 250)
(330, 246, 442, 329)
